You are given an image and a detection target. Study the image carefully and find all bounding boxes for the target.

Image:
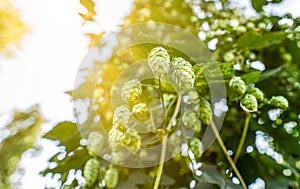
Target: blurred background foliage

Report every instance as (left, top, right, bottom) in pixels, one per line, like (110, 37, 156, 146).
(1, 0, 300, 188)
(0, 0, 28, 56)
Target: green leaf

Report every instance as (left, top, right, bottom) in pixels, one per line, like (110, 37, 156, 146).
(241, 71, 262, 84)
(251, 0, 268, 12)
(237, 32, 267, 50)
(194, 62, 235, 93)
(42, 148, 90, 183)
(258, 66, 284, 81)
(237, 32, 286, 50)
(196, 164, 243, 189)
(43, 121, 82, 153)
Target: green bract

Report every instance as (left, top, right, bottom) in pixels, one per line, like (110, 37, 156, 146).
(240, 94, 258, 112)
(269, 96, 289, 109)
(229, 76, 247, 97)
(83, 158, 100, 187)
(148, 46, 171, 78)
(171, 57, 195, 91)
(121, 79, 142, 104)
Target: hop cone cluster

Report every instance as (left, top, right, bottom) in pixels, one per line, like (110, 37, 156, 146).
(109, 105, 141, 150)
(148, 46, 171, 78)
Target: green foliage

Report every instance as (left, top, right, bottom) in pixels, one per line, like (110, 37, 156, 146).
(41, 0, 300, 188)
(0, 106, 43, 188)
(43, 121, 82, 153)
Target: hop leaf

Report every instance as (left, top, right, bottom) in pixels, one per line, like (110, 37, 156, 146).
(199, 97, 212, 125)
(229, 76, 247, 97)
(240, 94, 258, 112)
(247, 87, 264, 102)
(87, 132, 104, 157)
(104, 167, 119, 189)
(83, 158, 100, 187)
(269, 96, 289, 109)
(132, 103, 150, 121)
(171, 57, 195, 91)
(113, 105, 131, 130)
(189, 137, 203, 158)
(148, 46, 171, 78)
(121, 79, 142, 104)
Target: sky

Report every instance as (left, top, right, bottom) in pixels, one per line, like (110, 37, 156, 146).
(0, 0, 299, 188)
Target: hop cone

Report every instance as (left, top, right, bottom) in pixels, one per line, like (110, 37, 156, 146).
(148, 46, 171, 78)
(199, 97, 212, 125)
(121, 79, 142, 104)
(189, 137, 203, 158)
(229, 76, 246, 97)
(240, 94, 258, 112)
(132, 103, 150, 121)
(105, 167, 119, 189)
(171, 57, 195, 91)
(269, 96, 289, 109)
(87, 132, 104, 157)
(113, 105, 131, 129)
(83, 158, 100, 187)
(247, 87, 264, 102)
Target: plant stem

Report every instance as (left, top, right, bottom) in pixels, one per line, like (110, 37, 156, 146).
(234, 113, 251, 163)
(153, 135, 168, 189)
(210, 121, 248, 189)
(226, 113, 251, 178)
(159, 78, 166, 115)
(153, 94, 182, 189)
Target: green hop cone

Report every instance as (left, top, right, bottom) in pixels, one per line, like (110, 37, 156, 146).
(105, 167, 119, 189)
(186, 90, 200, 111)
(113, 105, 131, 130)
(182, 110, 202, 133)
(189, 137, 203, 158)
(125, 129, 141, 150)
(121, 79, 142, 104)
(199, 97, 212, 125)
(171, 57, 195, 91)
(229, 76, 247, 97)
(223, 51, 235, 62)
(240, 94, 258, 112)
(247, 87, 264, 102)
(83, 158, 100, 187)
(87, 132, 104, 157)
(132, 103, 150, 121)
(269, 96, 289, 109)
(148, 46, 171, 78)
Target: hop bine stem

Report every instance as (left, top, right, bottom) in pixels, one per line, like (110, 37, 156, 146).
(210, 120, 248, 189)
(226, 113, 251, 178)
(153, 95, 182, 189)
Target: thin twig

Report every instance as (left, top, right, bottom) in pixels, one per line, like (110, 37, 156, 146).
(153, 135, 168, 189)
(226, 113, 251, 178)
(210, 121, 248, 189)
